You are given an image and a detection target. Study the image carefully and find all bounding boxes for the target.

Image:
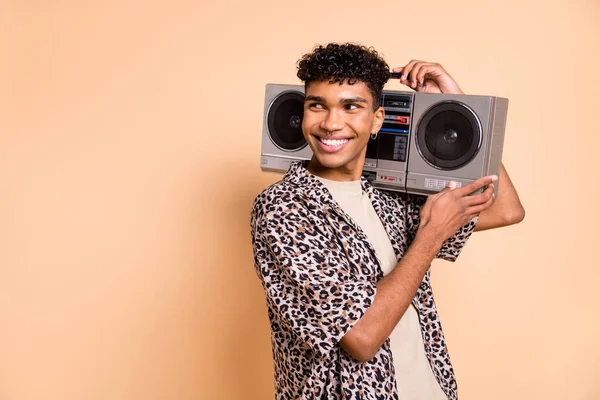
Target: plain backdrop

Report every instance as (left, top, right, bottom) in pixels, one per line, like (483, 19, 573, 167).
(1, 0, 599, 399)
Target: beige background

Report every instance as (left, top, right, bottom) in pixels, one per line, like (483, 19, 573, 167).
(1, 0, 599, 399)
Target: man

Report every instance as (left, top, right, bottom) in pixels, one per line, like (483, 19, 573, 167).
(250, 43, 524, 399)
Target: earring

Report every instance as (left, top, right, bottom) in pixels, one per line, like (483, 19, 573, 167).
(370, 133, 378, 140)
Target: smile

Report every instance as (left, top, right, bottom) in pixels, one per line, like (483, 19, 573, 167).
(319, 137, 351, 147)
(316, 136, 353, 153)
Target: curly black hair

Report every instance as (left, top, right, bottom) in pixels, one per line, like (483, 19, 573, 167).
(297, 43, 390, 110)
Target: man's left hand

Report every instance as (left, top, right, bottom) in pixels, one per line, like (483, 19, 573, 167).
(392, 60, 464, 94)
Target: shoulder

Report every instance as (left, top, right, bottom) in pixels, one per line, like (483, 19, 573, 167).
(250, 179, 313, 230)
(252, 179, 298, 214)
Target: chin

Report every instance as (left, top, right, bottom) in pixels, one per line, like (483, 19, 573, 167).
(311, 153, 358, 170)
(306, 137, 366, 171)
(313, 158, 344, 169)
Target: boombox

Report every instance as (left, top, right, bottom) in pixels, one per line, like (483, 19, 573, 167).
(260, 83, 508, 197)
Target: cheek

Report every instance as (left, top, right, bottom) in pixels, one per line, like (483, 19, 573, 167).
(302, 113, 320, 131)
(349, 115, 375, 134)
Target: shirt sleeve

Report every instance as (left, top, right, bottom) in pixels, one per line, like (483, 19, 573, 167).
(251, 204, 377, 356)
(403, 193, 478, 262)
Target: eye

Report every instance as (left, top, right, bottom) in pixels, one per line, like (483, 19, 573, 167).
(307, 103, 324, 110)
(345, 104, 360, 110)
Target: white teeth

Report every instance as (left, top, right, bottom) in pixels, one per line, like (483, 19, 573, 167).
(320, 137, 349, 146)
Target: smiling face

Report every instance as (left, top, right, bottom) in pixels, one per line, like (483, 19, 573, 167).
(302, 80, 384, 181)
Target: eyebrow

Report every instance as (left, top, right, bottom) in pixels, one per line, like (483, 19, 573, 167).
(305, 95, 369, 104)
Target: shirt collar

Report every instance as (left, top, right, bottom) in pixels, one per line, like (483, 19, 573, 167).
(284, 160, 374, 204)
(283, 160, 388, 280)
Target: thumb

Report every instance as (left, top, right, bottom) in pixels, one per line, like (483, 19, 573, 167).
(422, 185, 454, 223)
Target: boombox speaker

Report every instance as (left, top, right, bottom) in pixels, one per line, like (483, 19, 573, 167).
(260, 83, 508, 197)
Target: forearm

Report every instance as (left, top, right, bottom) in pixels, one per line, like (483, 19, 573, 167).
(339, 228, 443, 362)
(475, 163, 525, 231)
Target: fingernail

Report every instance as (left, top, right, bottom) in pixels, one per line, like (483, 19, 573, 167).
(491, 175, 498, 181)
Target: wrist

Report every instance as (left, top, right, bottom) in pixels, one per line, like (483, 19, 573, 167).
(439, 79, 463, 94)
(441, 86, 464, 95)
(414, 225, 446, 254)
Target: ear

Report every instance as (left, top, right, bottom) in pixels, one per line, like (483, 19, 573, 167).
(371, 106, 385, 134)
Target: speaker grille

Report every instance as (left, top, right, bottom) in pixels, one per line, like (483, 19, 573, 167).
(267, 91, 307, 151)
(416, 101, 481, 170)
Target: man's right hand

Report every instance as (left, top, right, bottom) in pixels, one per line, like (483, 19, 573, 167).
(417, 175, 498, 244)
(340, 175, 497, 362)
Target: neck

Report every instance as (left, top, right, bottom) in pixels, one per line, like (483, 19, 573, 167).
(306, 158, 364, 182)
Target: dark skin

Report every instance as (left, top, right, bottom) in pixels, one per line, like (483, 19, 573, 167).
(302, 82, 385, 182)
(303, 60, 525, 361)
(393, 61, 526, 231)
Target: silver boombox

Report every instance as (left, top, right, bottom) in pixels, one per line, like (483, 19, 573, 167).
(260, 83, 508, 197)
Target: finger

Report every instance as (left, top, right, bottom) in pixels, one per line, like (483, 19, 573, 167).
(423, 186, 450, 209)
(410, 61, 435, 90)
(407, 61, 426, 89)
(463, 184, 494, 206)
(421, 77, 442, 93)
(466, 192, 495, 215)
(429, 186, 453, 202)
(420, 187, 449, 226)
(400, 60, 420, 84)
(454, 175, 498, 197)
(414, 63, 437, 90)
(391, 67, 410, 86)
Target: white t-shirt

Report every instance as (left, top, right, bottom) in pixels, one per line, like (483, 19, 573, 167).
(316, 176, 448, 400)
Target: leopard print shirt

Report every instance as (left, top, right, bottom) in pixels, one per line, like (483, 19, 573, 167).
(250, 161, 477, 400)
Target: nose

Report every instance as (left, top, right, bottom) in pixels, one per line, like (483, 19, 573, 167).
(320, 108, 344, 134)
